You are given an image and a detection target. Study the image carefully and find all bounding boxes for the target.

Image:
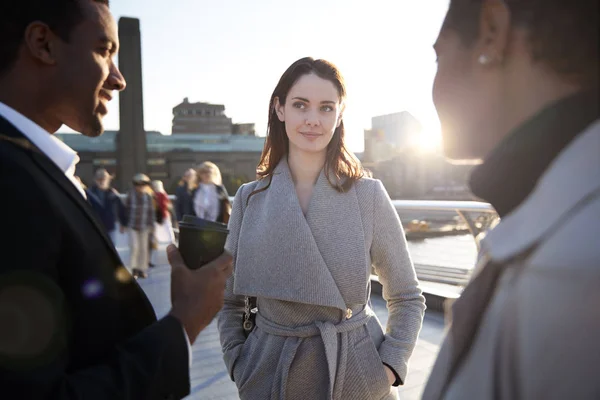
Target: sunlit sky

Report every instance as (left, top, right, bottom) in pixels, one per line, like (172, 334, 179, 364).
(76, 0, 450, 152)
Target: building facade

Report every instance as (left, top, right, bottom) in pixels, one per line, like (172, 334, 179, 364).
(171, 98, 256, 136)
(57, 131, 265, 195)
(370, 111, 422, 153)
(363, 111, 474, 200)
(172, 98, 232, 134)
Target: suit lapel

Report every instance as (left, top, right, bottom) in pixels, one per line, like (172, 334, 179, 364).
(1, 116, 157, 324)
(2, 119, 121, 261)
(29, 151, 122, 259)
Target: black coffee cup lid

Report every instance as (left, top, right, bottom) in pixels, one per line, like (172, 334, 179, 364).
(179, 215, 229, 232)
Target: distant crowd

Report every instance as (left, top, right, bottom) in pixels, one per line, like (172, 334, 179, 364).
(80, 161, 231, 279)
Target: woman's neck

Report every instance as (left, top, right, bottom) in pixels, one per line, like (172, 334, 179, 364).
(288, 149, 326, 186)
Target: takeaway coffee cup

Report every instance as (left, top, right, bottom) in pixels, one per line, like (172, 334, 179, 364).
(178, 215, 229, 270)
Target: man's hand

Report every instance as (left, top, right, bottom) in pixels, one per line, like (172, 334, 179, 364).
(167, 244, 233, 344)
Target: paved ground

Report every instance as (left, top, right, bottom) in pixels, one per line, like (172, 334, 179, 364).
(118, 242, 445, 400)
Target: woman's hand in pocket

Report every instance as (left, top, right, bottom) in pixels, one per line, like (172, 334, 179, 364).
(383, 364, 396, 386)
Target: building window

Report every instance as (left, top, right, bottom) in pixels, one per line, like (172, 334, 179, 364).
(147, 158, 166, 166)
(93, 158, 117, 166)
(149, 172, 169, 178)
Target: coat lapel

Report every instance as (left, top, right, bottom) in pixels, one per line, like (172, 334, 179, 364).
(305, 166, 369, 306)
(234, 159, 368, 310)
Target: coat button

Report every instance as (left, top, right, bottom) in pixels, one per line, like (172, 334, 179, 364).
(346, 308, 353, 319)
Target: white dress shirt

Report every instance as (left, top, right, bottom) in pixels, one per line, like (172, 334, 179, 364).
(0, 101, 86, 198)
(0, 101, 194, 367)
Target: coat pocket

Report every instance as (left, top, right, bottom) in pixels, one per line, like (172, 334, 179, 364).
(233, 329, 259, 387)
(355, 334, 391, 399)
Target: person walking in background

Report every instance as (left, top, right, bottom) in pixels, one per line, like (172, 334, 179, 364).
(125, 173, 155, 279)
(423, 1, 599, 399)
(150, 180, 175, 265)
(194, 161, 231, 224)
(218, 57, 425, 399)
(175, 168, 197, 221)
(86, 168, 126, 246)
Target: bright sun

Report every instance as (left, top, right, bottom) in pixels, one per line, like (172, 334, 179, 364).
(411, 128, 442, 153)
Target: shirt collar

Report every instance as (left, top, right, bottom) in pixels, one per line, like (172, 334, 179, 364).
(0, 101, 79, 175)
(469, 90, 600, 217)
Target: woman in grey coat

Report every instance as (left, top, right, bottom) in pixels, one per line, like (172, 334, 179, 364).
(218, 57, 426, 400)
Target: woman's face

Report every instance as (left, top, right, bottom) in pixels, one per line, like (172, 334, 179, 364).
(432, 28, 504, 161)
(275, 73, 343, 157)
(199, 169, 212, 184)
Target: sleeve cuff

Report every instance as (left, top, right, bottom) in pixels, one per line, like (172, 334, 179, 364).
(181, 325, 193, 367)
(379, 340, 408, 386)
(382, 362, 402, 386)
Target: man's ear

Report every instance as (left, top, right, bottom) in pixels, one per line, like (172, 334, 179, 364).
(24, 22, 60, 66)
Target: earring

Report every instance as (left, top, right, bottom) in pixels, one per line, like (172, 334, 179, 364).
(478, 54, 491, 65)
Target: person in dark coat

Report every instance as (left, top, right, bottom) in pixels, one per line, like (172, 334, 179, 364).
(86, 168, 126, 245)
(0, 1, 233, 398)
(174, 168, 197, 222)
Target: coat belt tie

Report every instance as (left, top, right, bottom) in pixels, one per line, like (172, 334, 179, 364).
(255, 307, 372, 400)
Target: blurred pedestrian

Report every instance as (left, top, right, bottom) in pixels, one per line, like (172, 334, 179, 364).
(194, 161, 231, 223)
(175, 168, 197, 222)
(124, 173, 155, 279)
(86, 168, 126, 245)
(149, 180, 175, 266)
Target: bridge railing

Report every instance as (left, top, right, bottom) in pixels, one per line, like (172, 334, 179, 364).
(125, 194, 498, 288)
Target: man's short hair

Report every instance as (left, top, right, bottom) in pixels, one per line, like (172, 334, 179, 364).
(0, 0, 110, 77)
(443, 0, 599, 86)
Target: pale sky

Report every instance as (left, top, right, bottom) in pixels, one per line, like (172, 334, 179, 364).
(83, 0, 450, 152)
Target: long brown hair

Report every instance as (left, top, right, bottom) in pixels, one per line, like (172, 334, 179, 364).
(250, 57, 364, 204)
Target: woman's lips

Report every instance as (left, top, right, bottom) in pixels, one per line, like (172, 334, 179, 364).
(300, 131, 322, 139)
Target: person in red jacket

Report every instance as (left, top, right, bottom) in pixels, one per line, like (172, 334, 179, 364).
(150, 180, 175, 266)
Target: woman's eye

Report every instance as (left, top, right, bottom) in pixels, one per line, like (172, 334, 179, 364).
(293, 102, 306, 109)
(321, 105, 334, 112)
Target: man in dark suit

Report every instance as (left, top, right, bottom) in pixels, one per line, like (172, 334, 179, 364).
(0, 1, 233, 399)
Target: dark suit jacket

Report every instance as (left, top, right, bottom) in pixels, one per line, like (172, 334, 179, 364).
(0, 116, 190, 399)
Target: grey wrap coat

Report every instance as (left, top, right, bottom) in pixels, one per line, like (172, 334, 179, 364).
(218, 160, 425, 400)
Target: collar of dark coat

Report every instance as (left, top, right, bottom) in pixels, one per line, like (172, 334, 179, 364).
(233, 158, 369, 310)
(470, 90, 600, 217)
(481, 118, 600, 263)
